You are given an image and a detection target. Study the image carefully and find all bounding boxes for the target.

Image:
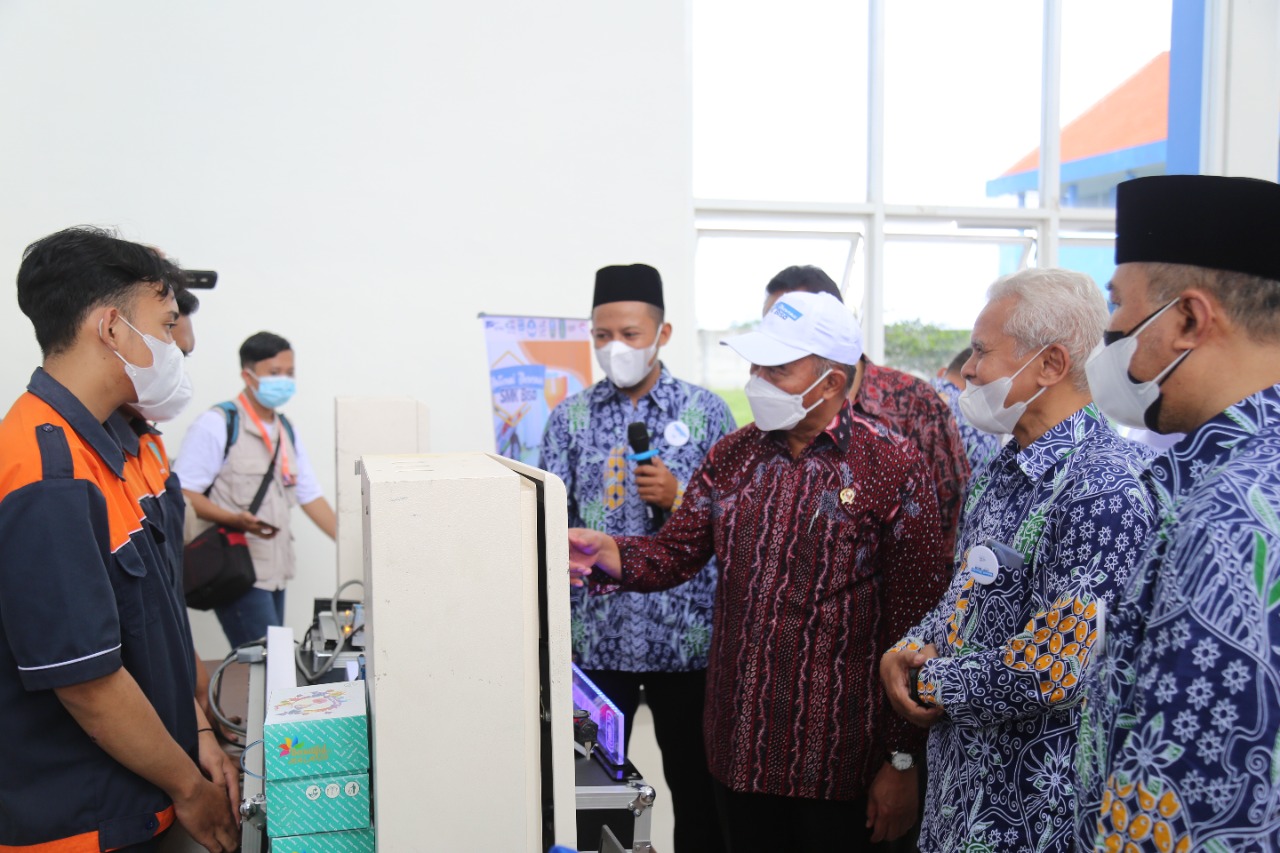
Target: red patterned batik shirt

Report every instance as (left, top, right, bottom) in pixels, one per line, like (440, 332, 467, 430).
(855, 360, 969, 563)
(609, 401, 950, 800)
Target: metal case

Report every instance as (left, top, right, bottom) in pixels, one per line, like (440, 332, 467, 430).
(575, 754, 655, 853)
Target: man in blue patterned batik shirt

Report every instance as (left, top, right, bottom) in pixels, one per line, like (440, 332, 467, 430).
(880, 268, 1156, 853)
(539, 263, 734, 853)
(1076, 175, 1280, 852)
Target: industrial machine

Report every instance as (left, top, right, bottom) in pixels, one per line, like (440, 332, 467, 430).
(207, 400, 660, 852)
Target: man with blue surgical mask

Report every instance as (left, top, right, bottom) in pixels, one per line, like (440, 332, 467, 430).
(176, 331, 336, 648)
(880, 268, 1156, 853)
(539, 263, 735, 853)
(567, 291, 949, 851)
(1077, 175, 1280, 851)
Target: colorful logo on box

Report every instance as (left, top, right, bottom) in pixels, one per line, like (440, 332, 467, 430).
(278, 736, 330, 765)
(273, 687, 349, 716)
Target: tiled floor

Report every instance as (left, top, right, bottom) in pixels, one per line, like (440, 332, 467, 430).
(627, 698, 674, 853)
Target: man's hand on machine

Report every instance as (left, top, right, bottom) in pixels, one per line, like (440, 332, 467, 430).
(567, 529, 622, 587)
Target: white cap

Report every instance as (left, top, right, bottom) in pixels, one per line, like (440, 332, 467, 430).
(722, 291, 863, 366)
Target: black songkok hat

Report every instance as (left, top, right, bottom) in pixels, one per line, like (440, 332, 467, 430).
(593, 264, 664, 309)
(1115, 175, 1280, 281)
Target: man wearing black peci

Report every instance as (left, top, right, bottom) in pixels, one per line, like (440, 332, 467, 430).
(539, 264, 734, 852)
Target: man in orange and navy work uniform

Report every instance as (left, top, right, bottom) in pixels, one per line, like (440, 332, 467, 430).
(0, 227, 238, 852)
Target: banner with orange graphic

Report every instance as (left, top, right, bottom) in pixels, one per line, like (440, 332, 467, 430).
(480, 314, 593, 465)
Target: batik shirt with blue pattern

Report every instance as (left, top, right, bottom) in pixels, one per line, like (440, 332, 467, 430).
(892, 405, 1155, 853)
(1077, 385, 1280, 852)
(933, 376, 1003, 488)
(539, 365, 734, 672)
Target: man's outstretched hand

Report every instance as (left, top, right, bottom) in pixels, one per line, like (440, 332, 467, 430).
(568, 528, 621, 587)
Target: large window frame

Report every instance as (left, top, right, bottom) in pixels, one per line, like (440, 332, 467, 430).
(694, 0, 1114, 360)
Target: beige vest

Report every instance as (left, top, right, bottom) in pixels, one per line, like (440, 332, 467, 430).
(200, 400, 300, 591)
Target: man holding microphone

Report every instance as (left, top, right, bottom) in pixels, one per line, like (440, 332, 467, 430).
(540, 263, 734, 852)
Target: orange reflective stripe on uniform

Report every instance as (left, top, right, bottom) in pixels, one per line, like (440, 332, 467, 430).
(0, 806, 175, 853)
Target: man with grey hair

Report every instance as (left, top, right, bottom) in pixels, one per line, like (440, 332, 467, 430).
(880, 267, 1156, 852)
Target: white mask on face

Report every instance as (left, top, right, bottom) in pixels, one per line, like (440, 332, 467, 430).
(745, 368, 833, 432)
(1085, 299, 1189, 431)
(138, 366, 195, 422)
(958, 346, 1048, 435)
(596, 338, 659, 389)
(104, 315, 192, 422)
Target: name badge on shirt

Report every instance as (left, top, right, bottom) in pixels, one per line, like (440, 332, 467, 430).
(967, 544, 1001, 585)
(664, 421, 691, 447)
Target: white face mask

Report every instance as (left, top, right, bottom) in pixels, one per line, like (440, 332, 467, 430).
(958, 346, 1048, 435)
(596, 338, 659, 389)
(139, 366, 195, 422)
(745, 368, 833, 432)
(105, 315, 192, 422)
(1085, 299, 1189, 432)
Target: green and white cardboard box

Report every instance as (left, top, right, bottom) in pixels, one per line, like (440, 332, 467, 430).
(266, 771, 371, 838)
(265, 681, 369, 780)
(268, 827, 375, 852)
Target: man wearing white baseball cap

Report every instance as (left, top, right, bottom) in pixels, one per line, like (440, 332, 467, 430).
(568, 291, 949, 851)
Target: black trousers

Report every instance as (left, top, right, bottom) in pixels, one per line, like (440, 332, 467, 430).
(713, 780, 872, 853)
(582, 668, 726, 853)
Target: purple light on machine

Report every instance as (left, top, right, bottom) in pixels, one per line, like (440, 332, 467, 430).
(571, 663, 626, 767)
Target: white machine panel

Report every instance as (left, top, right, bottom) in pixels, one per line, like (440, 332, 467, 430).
(359, 452, 573, 851)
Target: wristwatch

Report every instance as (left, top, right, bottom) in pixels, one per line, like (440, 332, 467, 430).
(889, 751, 916, 771)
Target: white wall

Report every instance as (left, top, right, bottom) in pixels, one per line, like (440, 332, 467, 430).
(0, 1, 695, 659)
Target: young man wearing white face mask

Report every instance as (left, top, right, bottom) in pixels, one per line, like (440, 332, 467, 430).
(539, 263, 734, 853)
(566, 290, 949, 852)
(1076, 175, 1280, 851)
(176, 331, 337, 649)
(879, 268, 1156, 853)
(0, 227, 239, 852)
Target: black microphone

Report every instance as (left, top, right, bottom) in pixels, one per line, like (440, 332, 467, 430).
(627, 421, 668, 528)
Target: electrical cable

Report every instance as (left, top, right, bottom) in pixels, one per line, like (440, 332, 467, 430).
(208, 635, 267, 740)
(294, 579, 366, 684)
(240, 739, 265, 779)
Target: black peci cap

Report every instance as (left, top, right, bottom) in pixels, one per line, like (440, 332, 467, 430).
(1115, 175, 1280, 281)
(592, 264, 664, 309)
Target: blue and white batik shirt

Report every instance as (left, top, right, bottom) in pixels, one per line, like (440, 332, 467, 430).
(893, 404, 1155, 853)
(1078, 384, 1280, 852)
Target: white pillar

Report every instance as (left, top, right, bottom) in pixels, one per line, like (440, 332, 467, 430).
(864, 0, 886, 361)
(334, 397, 430, 589)
(1038, 0, 1062, 268)
(1201, 0, 1280, 180)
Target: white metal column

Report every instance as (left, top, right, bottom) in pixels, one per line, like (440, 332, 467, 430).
(864, 0, 887, 362)
(1038, 0, 1062, 268)
(1200, 0, 1280, 179)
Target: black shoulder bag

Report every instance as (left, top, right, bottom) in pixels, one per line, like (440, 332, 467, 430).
(183, 432, 282, 611)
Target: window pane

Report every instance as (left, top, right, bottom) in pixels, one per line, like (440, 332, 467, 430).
(987, 1, 1173, 209)
(1059, 239, 1117, 290)
(695, 234, 857, 329)
(884, 1, 1042, 207)
(881, 239, 1012, 375)
(693, 0, 869, 202)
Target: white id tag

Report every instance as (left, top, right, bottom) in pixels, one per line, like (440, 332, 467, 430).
(967, 544, 1001, 585)
(664, 421, 691, 447)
